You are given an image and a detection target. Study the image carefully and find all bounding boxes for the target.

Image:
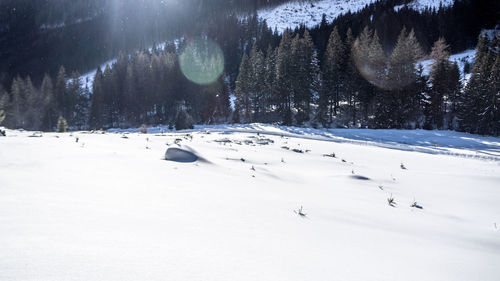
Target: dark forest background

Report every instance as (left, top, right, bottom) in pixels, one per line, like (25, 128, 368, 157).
(0, 0, 499, 135)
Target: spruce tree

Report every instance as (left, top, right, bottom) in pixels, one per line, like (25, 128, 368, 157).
(344, 28, 361, 127)
(264, 45, 277, 120)
(55, 66, 67, 119)
(426, 38, 451, 129)
(446, 62, 462, 129)
(275, 29, 293, 125)
(40, 74, 56, 131)
(235, 53, 252, 122)
(458, 36, 492, 134)
(9, 76, 25, 128)
(382, 28, 423, 128)
(89, 67, 104, 129)
(352, 27, 382, 126)
(249, 43, 265, 122)
(486, 51, 500, 136)
(320, 26, 345, 126)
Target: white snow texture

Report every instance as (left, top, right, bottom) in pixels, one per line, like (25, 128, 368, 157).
(1, 124, 499, 281)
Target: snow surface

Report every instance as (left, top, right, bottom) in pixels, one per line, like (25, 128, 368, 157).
(1, 125, 500, 281)
(258, 0, 377, 33)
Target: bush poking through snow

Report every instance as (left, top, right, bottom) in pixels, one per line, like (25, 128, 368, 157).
(388, 194, 396, 207)
(0, 109, 5, 124)
(139, 124, 148, 134)
(175, 109, 194, 131)
(294, 206, 307, 217)
(411, 200, 423, 209)
(57, 116, 68, 133)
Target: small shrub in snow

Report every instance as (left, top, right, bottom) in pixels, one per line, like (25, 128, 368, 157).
(175, 109, 194, 131)
(411, 200, 423, 209)
(139, 124, 148, 134)
(388, 194, 396, 207)
(57, 116, 68, 133)
(294, 206, 307, 217)
(0, 109, 5, 124)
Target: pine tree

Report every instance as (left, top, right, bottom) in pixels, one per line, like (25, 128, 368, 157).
(446, 62, 462, 129)
(235, 53, 252, 122)
(55, 66, 67, 119)
(275, 29, 293, 124)
(24, 76, 41, 130)
(382, 28, 423, 128)
(319, 26, 345, 126)
(425, 38, 451, 129)
(352, 27, 382, 126)
(40, 74, 56, 131)
(89, 67, 104, 129)
(263, 45, 277, 121)
(486, 51, 500, 136)
(68, 72, 87, 129)
(343, 28, 361, 127)
(458, 35, 492, 134)
(249, 43, 265, 121)
(9, 76, 26, 128)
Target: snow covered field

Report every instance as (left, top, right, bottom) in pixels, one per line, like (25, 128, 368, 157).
(1, 126, 499, 281)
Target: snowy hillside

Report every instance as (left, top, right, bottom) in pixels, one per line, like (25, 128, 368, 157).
(258, 0, 377, 33)
(394, 0, 454, 12)
(1, 125, 499, 281)
(259, 0, 455, 33)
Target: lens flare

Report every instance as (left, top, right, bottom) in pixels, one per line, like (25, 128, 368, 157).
(179, 38, 224, 85)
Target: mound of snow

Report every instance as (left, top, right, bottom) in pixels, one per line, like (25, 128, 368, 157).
(165, 147, 200, 163)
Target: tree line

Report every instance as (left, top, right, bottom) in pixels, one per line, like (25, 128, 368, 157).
(0, 26, 498, 135)
(233, 26, 498, 135)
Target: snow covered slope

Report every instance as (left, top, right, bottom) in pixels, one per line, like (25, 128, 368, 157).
(258, 0, 377, 33)
(394, 0, 454, 12)
(1, 125, 499, 281)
